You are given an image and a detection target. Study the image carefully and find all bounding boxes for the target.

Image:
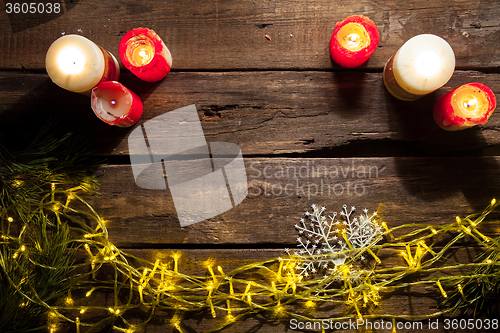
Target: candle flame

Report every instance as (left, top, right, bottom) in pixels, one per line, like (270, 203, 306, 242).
(131, 43, 154, 66)
(463, 96, 477, 110)
(345, 33, 360, 46)
(337, 23, 369, 52)
(415, 50, 442, 78)
(57, 46, 86, 75)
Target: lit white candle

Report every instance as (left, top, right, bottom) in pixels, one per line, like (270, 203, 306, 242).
(383, 34, 455, 101)
(46, 35, 120, 93)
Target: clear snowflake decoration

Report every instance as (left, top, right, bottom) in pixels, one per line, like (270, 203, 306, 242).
(284, 204, 382, 279)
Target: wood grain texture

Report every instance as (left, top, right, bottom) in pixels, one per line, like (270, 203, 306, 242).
(87, 157, 500, 246)
(1, 71, 500, 156)
(2, 1, 500, 330)
(1, 0, 500, 70)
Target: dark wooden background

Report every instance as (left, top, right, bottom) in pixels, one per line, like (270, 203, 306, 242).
(1, 0, 500, 332)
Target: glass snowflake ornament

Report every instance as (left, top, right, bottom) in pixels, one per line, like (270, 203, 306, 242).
(284, 204, 382, 278)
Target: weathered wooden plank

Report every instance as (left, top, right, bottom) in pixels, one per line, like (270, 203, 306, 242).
(1, 0, 500, 70)
(1, 71, 500, 156)
(87, 157, 500, 246)
(68, 248, 491, 333)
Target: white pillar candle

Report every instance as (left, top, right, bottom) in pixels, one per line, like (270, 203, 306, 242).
(383, 34, 455, 101)
(46, 35, 120, 93)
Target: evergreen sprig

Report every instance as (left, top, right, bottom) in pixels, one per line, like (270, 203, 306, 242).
(0, 124, 101, 332)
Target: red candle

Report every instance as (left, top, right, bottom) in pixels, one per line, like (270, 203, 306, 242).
(119, 28, 172, 82)
(433, 82, 496, 131)
(329, 15, 379, 68)
(91, 81, 143, 128)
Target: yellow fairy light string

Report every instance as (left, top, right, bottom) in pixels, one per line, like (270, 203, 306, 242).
(85, 287, 96, 298)
(207, 282, 216, 318)
(341, 229, 354, 250)
(150, 259, 160, 279)
(381, 221, 394, 240)
(367, 248, 381, 264)
(457, 284, 467, 302)
(242, 282, 251, 301)
(51, 183, 56, 202)
(76, 317, 80, 333)
(139, 268, 148, 286)
(226, 299, 232, 317)
(138, 285, 144, 304)
(173, 322, 184, 333)
(401, 250, 411, 266)
(172, 252, 181, 273)
(305, 300, 315, 309)
(405, 244, 414, 264)
(436, 280, 447, 298)
(7, 176, 500, 333)
(207, 265, 217, 283)
(229, 278, 234, 296)
(419, 240, 436, 256)
(161, 264, 166, 284)
(277, 260, 284, 280)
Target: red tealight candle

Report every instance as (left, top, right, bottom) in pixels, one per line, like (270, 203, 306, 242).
(91, 81, 143, 128)
(329, 15, 379, 68)
(433, 82, 496, 131)
(119, 28, 172, 82)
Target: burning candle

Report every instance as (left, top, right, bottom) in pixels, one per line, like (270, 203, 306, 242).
(329, 15, 379, 68)
(91, 81, 143, 128)
(433, 82, 496, 131)
(46, 35, 120, 93)
(119, 28, 172, 82)
(383, 34, 455, 101)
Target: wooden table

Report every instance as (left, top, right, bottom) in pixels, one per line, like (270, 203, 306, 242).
(1, 1, 500, 332)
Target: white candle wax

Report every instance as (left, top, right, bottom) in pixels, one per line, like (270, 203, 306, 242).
(91, 81, 143, 127)
(383, 34, 455, 101)
(93, 87, 132, 121)
(46, 35, 120, 93)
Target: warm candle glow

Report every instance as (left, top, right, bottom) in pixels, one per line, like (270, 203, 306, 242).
(383, 34, 455, 101)
(414, 50, 442, 78)
(46, 35, 120, 93)
(57, 46, 85, 75)
(452, 85, 490, 117)
(119, 28, 172, 82)
(433, 82, 496, 131)
(337, 23, 369, 52)
(329, 15, 379, 68)
(131, 42, 155, 66)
